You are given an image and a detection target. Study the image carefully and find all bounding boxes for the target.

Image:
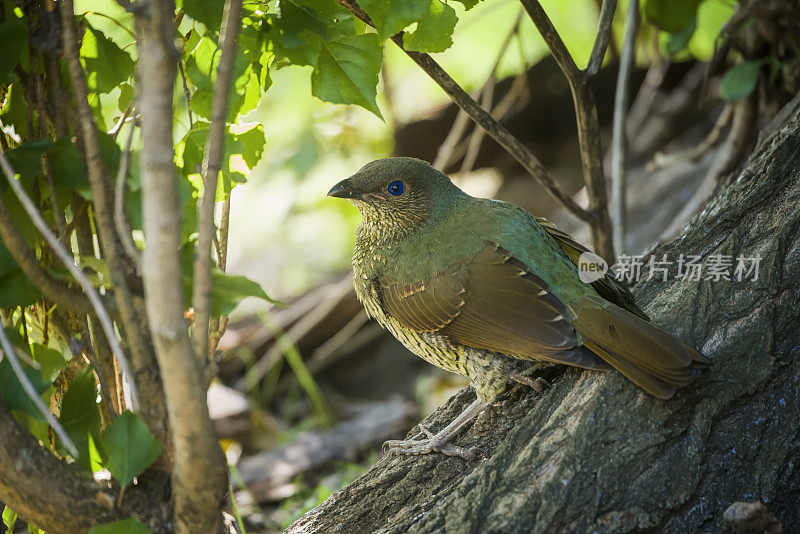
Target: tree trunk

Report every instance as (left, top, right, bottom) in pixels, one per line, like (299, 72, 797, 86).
(288, 96, 800, 533)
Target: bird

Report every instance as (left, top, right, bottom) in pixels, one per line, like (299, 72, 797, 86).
(328, 157, 709, 460)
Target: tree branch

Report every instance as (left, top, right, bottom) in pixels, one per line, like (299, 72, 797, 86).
(0, 329, 77, 456)
(0, 400, 169, 533)
(134, 0, 228, 530)
(114, 119, 142, 273)
(586, 0, 618, 77)
(0, 196, 95, 316)
(519, 0, 614, 261)
(0, 149, 140, 411)
(192, 0, 243, 362)
(61, 0, 169, 449)
(610, 0, 638, 255)
(335, 0, 591, 223)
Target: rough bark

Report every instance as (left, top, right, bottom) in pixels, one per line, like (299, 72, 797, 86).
(135, 1, 228, 531)
(0, 401, 169, 533)
(288, 99, 800, 533)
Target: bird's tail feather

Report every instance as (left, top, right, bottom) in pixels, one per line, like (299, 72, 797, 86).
(575, 302, 710, 399)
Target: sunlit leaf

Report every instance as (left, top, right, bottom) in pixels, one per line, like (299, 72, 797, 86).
(80, 22, 135, 94)
(58, 367, 101, 469)
(359, 0, 428, 39)
(451, 0, 481, 9)
(271, 0, 355, 67)
(178, 0, 225, 32)
(0, 78, 28, 139)
(227, 125, 265, 169)
(2, 506, 17, 533)
(311, 34, 383, 118)
(720, 61, 762, 101)
(31, 344, 67, 383)
(404, 0, 458, 53)
(99, 411, 162, 488)
(118, 83, 134, 113)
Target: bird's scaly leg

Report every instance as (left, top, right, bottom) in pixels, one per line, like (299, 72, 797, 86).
(383, 399, 488, 460)
(509, 373, 551, 391)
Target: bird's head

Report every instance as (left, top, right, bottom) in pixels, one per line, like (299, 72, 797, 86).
(327, 157, 461, 236)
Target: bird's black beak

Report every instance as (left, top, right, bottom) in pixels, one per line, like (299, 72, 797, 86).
(327, 178, 362, 199)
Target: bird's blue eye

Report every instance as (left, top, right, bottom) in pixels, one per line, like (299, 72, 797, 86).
(387, 181, 404, 196)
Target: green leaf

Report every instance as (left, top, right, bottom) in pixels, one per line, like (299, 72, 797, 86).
(185, 36, 218, 91)
(210, 271, 275, 315)
(311, 34, 383, 118)
(0, 240, 19, 277)
(99, 411, 162, 488)
(118, 83, 135, 112)
(0, 78, 28, 139)
(239, 71, 263, 116)
(359, 0, 428, 39)
(58, 367, 101, 469)
(49, 138, 89, 190)
(80, 22, 135, 94)
(0, 22, 27, 84)
(0, 351, 50, 419)
(2, 506, 17, 534)
(451, 0, 481, 9)
(271, 0, 356, 67)
(403, 0, 458, 53)
(178, 123, 209, 176)
(4, 139, 51, 178)
(665, 15, 697, 57)
(178, 0, 225, 32)
(0, 270, 41, 308)
(227, 124, 265, 169)
(32, 344, 68, 383)
(720, 61, 762, 101)
(88, 518, 153, 534)
(644, 0, 702, 33)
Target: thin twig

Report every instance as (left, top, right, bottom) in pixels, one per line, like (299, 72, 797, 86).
(434, 9, 523, 172)
(178, 61, 195, 130)
(586, 0, 618, 77)
(0, 149, 140, 411)
(0, 185, 95, 316)
(519, 0, 614, 261)
(336, 0, 589, 222)
(109, 102, 133, 140)
(649, 105, 733, 170)
(34, 71, 69, 246)
(0, 328, 78, 456)
(208, 196, 232, 354)
(114, 120, 142, 272)
(460, 79, 495, 174)
(610, 0, 638, 256)
(192, 0, 243, 361)
(61, 0, 155, 399)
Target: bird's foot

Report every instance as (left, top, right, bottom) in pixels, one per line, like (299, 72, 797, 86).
(510, 373, 551, 392)
(382, 424, 484, 460)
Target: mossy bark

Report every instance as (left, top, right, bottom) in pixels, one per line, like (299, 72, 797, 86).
(289, 97, 800, 534)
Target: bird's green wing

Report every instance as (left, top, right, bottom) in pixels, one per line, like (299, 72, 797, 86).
(380, 241, 610, 370)
(535, 217, 650, 321)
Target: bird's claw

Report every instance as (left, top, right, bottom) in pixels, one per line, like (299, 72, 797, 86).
(382, 437, 483, 461)
(510, 373, 551, 392)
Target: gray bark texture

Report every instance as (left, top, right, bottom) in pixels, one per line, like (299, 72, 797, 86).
(288, 98, 800, 533)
